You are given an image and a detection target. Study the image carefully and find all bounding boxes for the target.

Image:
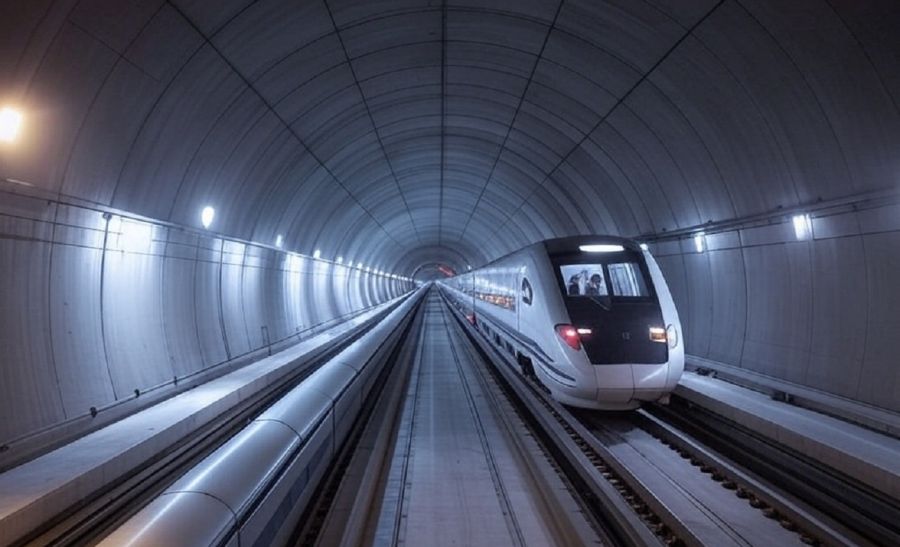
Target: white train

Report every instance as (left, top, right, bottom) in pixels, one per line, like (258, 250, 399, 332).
(439, 236, 683, 410)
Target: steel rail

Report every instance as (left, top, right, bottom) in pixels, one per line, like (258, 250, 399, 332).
(649, 398, 898, 546)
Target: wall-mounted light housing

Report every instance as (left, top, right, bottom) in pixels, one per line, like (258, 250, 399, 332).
(793, 213, 812, 241)
(579, 244, 624, 253)
(336, 256, 343, 264)
(312, 249, 321, 259)
(275, 234, 283, 248)
(0, 107, 23, 142)
(693, 232, 705, 253)
(201, 206, 215, 229)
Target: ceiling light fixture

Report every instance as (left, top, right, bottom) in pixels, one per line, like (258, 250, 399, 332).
(579, 244, 624, 253)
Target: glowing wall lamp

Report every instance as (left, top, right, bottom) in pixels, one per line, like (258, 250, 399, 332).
(275, 234, 283, 248)
(793, 214, 812, 240)
(313, 249, 321, 259)
(693, 232, 706, 253)
(201, 206, 215, 229)
(0, 107, 23, 142)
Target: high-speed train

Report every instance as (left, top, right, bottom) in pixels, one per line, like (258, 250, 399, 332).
(439, 236, 683, 410)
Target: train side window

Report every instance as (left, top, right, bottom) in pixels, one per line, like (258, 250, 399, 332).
(521, 277, 533, 305)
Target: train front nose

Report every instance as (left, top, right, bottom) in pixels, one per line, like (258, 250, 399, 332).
(629, 363, 673, 402)
(591, 363, 669, 405)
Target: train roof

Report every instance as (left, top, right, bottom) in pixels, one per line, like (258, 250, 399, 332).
(540, 235, 642, 255)
(454, 235, 644, 276)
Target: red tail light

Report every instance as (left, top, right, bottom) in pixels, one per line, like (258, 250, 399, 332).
(555, 324, 583, 351)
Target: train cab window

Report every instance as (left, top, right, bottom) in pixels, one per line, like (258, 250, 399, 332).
(558, 261, 652, 299)
(559, 264, 608, 297)
(607, 262, 649, 297)
(521, 277, 533, 305)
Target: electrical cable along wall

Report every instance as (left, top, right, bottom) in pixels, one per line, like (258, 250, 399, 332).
(0, 192, 413, 448)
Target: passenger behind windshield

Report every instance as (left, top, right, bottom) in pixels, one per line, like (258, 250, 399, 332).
(558, 262, 649, 298)
(560, 265, 608, 296)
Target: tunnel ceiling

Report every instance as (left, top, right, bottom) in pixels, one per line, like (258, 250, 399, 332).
(1, 0, 898, 274)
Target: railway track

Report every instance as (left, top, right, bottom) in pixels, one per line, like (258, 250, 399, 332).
(574, 410, 854, 546)
(648, 398, 900, 546)
(438, 297, 609, 546)
(307, 291, 603, 546)
(439, 289, 865, 547)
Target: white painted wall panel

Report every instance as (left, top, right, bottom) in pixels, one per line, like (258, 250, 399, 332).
(240, 258, 266, 350)
(807, 238, 867, 398)
(740, 243, 813, 384)
(706, 249, 746, 364)
(220, 242, 250, 357)
(0, 239, 64, 441)
(103, 250, 173, 394)
(262, 264, 289, 343)
(681, 253, 714, 357)
(161, 256, 204, 378)
(858, 232, 900, 410)
(49, 244, 114, 417)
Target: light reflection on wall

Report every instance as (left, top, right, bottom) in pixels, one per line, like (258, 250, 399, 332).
(333, 262, 350, 316)
(285, 252, 305, 332)
(117, 218, 153, 254)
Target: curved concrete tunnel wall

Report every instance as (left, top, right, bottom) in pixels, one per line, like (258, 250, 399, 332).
(1, 1, 900, 443)
(0, 192, 412, 445)
(653, 204, 900, 413)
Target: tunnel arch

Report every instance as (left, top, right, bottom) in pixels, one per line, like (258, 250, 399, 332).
(1, 0, 900, 445)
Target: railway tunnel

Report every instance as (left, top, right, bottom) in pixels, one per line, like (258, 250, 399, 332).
(1, 1, 899, 546)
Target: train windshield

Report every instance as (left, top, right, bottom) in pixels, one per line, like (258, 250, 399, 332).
(551, 246, 666, 365)
(558, 262, 649, 298)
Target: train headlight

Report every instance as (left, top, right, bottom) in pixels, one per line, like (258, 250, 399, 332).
(649, 326, 667, 343)
(666, 324, 678, 349)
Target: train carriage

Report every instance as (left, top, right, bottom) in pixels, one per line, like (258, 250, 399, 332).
(439, 236, 683, 410)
